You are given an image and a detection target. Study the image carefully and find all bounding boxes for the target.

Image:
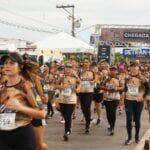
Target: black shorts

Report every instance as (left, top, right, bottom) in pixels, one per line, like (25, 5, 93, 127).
(93, 93, 103, 103)
(31, 119, 43, 127)
(0, 124, 36, 150)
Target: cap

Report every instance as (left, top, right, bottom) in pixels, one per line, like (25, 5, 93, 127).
(0, 52, 24, 65)
(110, 66, 117, 70)
(130, 62, 139, 67)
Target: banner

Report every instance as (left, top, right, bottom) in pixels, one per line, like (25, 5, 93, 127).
(123, 48, 150, 58)
(98, 45, 110, 63)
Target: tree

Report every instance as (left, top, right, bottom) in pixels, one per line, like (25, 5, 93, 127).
(114, 52, 125, 65)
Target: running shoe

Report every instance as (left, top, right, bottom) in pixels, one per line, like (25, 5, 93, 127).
(72, 114, 76, 119)
(125, 139, 132, 145)
(50, 111, 54, 118)
(46, 114, 51, 119)
(85, 129, 90, 134)
(109, 129, 114, 136)
(60, 119, 65, 124)
(135, 138, 140, 144)
(63, 134, 69, 141)
(96, 118, 101, 125)
(107, 128, 114, 136)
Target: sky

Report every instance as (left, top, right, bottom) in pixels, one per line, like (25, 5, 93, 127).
(0, 0, 150, 42)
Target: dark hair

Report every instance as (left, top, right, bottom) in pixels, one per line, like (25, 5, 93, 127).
(21, 61, 41, 80)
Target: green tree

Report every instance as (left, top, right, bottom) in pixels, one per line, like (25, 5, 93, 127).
(114, 52, 125, 65)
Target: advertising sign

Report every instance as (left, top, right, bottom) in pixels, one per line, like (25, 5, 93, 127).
(123, 32, 150, 40)
(101, 28, 150, 43)
(90, 35, 100, 45)
(98, 45, 110, 63)
(123, 48, 150, 58)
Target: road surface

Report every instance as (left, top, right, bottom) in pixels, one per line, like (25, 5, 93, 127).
(45, 107, 149, 150)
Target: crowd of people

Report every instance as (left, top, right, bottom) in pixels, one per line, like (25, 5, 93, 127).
(0, 52, 149, 150)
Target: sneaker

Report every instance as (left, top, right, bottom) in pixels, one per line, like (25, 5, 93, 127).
(60, 119, 65, 124)
(50, 111, 54, 118)
(46, 114, 51, 119)
(96, 118, 100, 126)
(125, 139, 132, 145)
(135, 138, 140, 144)
(63, 134, 69, 141)
(72, 114, 76, 119)
(66, 131, 71, 135)
(85, 128, 90, 134)
(109, 129, 114, 136)
(107, 127, 111, 132)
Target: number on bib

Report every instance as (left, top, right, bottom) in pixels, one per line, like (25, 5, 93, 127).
(0, 113, 16, 130)
(128, 85, 139, 95)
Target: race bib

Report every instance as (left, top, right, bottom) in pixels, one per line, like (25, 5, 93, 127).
(43, 85, 48, 91)
(0, 113, 16, 130)
(82, 81, 90, 89)
(107, 84, 116, 90)
(62, 87, 72, 97)
(128, 85, 139, 95)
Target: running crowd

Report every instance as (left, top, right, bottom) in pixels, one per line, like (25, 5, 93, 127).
(0, 52, 149, 150)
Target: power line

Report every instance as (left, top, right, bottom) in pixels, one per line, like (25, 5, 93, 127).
(0, 4, 63, 32)
(0, 18, 53, 33)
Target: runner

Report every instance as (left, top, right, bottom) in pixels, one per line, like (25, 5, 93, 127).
(77, 60, 95, 134)
(23, 54, 48, 150)
(45, 66, 56, 119)
(124, 62, 145, 145)
(117, 65, 126, 115)
(0, 52, 45, 150)
(102, 66, 124, 135)
(143, 66, 150, 122)
(92, 62, 103, 125)
(58, 65, 77, 141)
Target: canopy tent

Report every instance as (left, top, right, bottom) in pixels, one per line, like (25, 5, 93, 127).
(35, 32, 94, 54)
(0, 44, 16, 52)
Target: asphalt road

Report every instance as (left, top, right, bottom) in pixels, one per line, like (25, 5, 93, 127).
(45, 107, 149, 150)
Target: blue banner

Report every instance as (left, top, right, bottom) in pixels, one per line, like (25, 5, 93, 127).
(123, 48, 150, 58)
(98, 45, 110, 63)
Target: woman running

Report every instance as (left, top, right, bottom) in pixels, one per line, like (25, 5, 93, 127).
(23, 54, 48, 150)
(92, 63, 103, 125)
(0, 52, 45, 150)
(124, 62, 145, 145)
(58, 66, 77, 141)
(102, 66, 124, 135)
(77, 60, 95, 134)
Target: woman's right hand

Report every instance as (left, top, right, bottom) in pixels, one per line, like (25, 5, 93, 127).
(5, 99, 23, 111)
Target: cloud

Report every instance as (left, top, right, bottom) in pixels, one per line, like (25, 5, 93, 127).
(0, 0, 150, 42)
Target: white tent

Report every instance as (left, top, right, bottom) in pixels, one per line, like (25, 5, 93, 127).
(0, 43, 16, 52)
(35, 32, 94, 54)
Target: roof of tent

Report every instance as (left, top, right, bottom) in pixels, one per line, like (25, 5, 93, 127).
(35, 32, 94, 54)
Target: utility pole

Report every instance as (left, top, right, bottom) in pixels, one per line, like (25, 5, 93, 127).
(56, 5, 75, 37)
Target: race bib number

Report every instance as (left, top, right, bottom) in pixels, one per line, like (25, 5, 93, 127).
(0, 113, 16, 130)
(63, 88, 72, 97)
(43, 85, 48, 92)
(128, 85, 139, 95)
(82, 81, 90, 89)
(107, 84, 116, 90)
